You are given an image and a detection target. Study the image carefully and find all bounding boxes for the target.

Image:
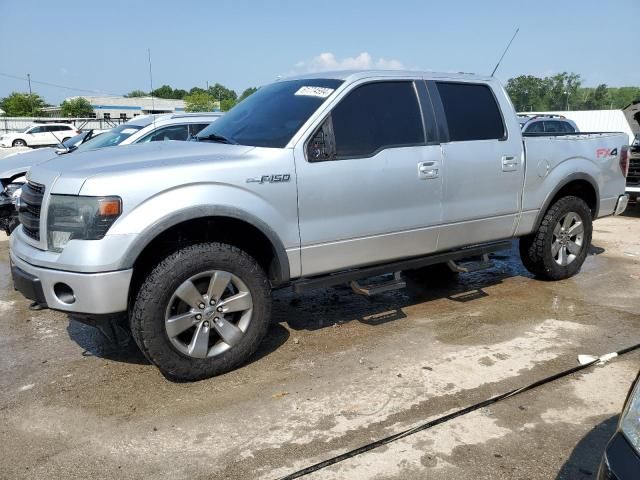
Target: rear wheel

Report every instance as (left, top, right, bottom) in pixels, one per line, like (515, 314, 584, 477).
(12, 139, 26, 147)
(130, 242, 272, 381)
(519, 196, 592, 280)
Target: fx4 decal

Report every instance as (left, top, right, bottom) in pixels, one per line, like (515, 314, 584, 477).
(246, 174, 291, 184)
(596, 148, 618, 159)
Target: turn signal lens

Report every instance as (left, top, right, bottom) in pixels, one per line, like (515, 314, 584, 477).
(98, 198, 122, 216)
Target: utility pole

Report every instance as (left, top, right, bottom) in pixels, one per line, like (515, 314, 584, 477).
(27, 73, 33, 117)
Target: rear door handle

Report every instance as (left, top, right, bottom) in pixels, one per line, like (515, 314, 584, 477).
(418, 161, 439, 179)
(501, 155, 519, 172)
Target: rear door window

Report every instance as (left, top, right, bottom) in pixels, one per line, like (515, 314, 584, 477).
(329, 81, 424, 159)
(137, 125, 189, 143)
(188, 123, 210, 138)
(436, 82, 505, 141)
(525, 121, 544, 133)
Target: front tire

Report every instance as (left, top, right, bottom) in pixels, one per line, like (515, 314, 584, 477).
(12, 139, 27, 147)
(519, 196, 592, 280)
(130, 242, 272, 381)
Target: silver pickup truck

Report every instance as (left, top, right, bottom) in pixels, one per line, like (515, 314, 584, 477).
(10, 70, 630, 381)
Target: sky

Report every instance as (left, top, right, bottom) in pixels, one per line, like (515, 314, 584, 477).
(1, 0, 638, 105)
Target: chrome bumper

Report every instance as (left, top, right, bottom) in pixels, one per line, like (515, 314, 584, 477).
(10, 249, 132, 314)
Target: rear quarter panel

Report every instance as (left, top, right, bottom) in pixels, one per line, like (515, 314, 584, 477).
(517, 133, 627, 236)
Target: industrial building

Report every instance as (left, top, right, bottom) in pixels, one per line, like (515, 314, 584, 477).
(44, 95, 185, 119)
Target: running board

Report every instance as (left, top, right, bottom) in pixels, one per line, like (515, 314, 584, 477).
(447, 254, 492, 273)
(292, 240, 511, 294)
(350, 272, 406, 296)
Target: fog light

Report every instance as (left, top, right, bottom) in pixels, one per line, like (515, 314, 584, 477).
(53, 283, 75, 304)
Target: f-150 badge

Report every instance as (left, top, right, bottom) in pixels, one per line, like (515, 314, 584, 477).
(246, 174, 291, 184)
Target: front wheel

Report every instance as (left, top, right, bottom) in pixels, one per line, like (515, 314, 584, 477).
(519, 196, 593, 280)
(130, 242, 272, 381)
(12, 139, 27, 147)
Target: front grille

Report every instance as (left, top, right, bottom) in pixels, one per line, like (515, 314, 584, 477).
(627, 154, 640, 186)
(19, 181, 45, 241)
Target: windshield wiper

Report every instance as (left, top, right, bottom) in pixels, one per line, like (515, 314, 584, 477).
(197, 133, 237, 145)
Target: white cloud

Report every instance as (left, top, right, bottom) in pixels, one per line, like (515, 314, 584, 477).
(294, 52, 404, 73)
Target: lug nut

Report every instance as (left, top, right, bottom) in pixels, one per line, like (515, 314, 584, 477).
(210, 299, 216, 305)
(198, 303, 205, 309)
(195, 314, 202, 320)
(217, 307, 223, 312)
(203, 321, 209, 328)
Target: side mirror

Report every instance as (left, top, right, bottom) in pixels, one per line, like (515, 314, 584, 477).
(306, 116, 336, 162)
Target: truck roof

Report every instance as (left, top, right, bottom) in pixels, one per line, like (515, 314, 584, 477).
(283, 69, 495, 83)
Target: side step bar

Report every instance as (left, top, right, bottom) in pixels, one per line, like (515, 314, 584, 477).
(292, 240, 511, 294)
(447, 254, 492, 273)
(350, 272, 406, 296)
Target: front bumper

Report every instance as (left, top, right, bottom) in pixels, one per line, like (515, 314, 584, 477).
(614, 195, 629, 216)
(598, 432, 640, 480)
(10, 249, 132, 314)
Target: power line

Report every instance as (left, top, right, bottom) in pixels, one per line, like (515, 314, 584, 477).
(0, 71, 121, 96)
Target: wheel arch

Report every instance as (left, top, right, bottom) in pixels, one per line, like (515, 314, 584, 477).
(533, 173, 599, 231)
(123, 206, 291, 294)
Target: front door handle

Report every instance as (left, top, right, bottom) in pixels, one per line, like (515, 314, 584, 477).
(418, 161, 439, 179)
(501, 155, 519, 172)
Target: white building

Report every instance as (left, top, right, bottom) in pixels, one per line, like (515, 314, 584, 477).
(46, 95, 186, 119)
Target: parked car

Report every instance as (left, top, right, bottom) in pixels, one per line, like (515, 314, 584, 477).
(519, 114, 579, 134)
(10, 70, 629, 381)
(0, 113, 221, 235)
(0, 123, 80, 148)
(598, 370, 640, 479)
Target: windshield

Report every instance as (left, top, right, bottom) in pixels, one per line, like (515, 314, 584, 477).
(74, 124, 143, 152)
(196, 79, 343, 148)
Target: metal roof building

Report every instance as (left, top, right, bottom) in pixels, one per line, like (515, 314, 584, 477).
(45, 95, 185, 119)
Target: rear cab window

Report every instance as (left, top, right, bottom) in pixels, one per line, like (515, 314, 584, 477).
(435, 82, 506, 142)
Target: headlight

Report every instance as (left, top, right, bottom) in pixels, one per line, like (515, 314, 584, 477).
(621, 376, 640, 452)
(47, 195, 122, 252)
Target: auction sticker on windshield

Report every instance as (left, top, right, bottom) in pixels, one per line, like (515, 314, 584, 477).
(121, 128, 138, 134)
(294, 86, 335, 98)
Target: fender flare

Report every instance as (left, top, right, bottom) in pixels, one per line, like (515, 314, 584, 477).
(532, 172, 600, 231)
(120, 205, 291, 283)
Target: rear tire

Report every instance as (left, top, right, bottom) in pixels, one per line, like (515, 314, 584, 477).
(519, 196, 592, 280)
(12, 139, 26, 147)
(130, 242, 272, 381)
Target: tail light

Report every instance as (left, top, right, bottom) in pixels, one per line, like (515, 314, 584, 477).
(620, 146, 630, 177)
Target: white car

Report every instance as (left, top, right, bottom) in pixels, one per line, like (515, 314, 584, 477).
(0, 123, 81, 148)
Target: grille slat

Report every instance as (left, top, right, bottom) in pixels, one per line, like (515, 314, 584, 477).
(19, 181, 44, 241)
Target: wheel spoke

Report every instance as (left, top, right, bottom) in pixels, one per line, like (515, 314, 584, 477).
(567, 221, 583, 237)
(567, 241, 581, 255)
(207, 271, 231, 303)
(553, 222, 562, 236)
(212, 317, 244, 347)
(559, 245, 568, 265)
(175, 280, 205, 309)
(165, 311, 198, 338)
(188, 322, 210, 358)
(563, 212, 576, 230)
(218, 291, 252, 313)
(551, 240, 562, 257)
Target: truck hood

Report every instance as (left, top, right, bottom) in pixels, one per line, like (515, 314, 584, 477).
(28, 141, 256, 194)
(0, 147, 58, 180)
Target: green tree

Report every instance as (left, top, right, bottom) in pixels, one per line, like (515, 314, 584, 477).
(125, 89, 148, 98)
(505, 75, 548, 111)
(152, 84, 176, 99)
(207, 83, 237, 102)
(60, 97, 94, 117)
(544, 72, 581, 110)
(0, 92, 46, 116)
(220, 98, 236, 111)
(582, 84, 610, 110)
(184, 91, 217, 112)
(188, 87, 206, 95)
(238, 87, 258, 102)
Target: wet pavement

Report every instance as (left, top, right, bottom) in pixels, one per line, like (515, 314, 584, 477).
(1, 211, 640, 479)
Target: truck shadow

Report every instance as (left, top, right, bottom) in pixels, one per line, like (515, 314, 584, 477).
(65, 316, 290, 367)
(555, 415, 618, 479)
(278, 241, 607, 332)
